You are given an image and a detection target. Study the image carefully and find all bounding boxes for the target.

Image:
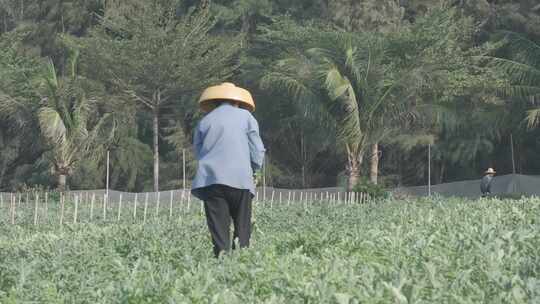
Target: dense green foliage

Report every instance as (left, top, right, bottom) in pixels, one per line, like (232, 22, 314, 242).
(1, 0, 540, 191)
(1, 197, 539, 302)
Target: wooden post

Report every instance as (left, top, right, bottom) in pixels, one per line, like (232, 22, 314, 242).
(292, 192, 295, 205)
(299, 192, 303, 203)
(117, 194, 123, 222)
(187, 192, 191, 213)
(279, 192, 282, 205)
(73, 195, 79, 224)
(270, 190, 275, 208)
(143, 193, 149, 223)
(0, 193, 3, 209)
(169, 190, 174, 219)
(133, 193, 138, 219)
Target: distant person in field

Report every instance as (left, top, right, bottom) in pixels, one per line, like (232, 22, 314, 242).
(191, 83, 266, 258)
(480, 168, 496, 197)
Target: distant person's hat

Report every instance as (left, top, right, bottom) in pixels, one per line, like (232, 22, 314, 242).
(198, 82, 255, 113)
(485, 168, 496, 174)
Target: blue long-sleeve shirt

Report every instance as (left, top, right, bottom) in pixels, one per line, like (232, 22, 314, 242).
(191, 103, 266, 199)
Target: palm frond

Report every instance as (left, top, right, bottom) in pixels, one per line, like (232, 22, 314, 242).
(488, 57, 540, 87)
(497, 31, 540, 68)
(526, 108, 540, 129)
(38, 107, 66, 145)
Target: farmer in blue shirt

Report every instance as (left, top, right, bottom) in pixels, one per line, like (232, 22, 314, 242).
(192, 83, 265, 257)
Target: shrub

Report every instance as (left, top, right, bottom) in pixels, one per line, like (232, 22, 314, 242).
(352, 178, 390, 199)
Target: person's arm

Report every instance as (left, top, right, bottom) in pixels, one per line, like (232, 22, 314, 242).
(193, 125, 203, 160)
(247, 115, 266, 171)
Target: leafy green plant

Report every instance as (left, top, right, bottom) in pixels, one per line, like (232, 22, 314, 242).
(1, 196, 539, 302)
(353, 178, 389, 199)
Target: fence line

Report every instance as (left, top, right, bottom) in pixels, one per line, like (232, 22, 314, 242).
(0, 189, 371, 226)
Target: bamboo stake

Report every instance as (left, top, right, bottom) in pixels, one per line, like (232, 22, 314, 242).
(90, 193, 95, 221)
(0, 193, 3, 209)
(181, 190, 186, 214)
(169, 190, 174, 219)
(279, 192, 282, 205)
(155, 192, 161, 219)
(10, 195, 15, 225)
(133, 193, 138, 219)
(60, 193, 65, 225)
(200, 198, 204, 214)
(143, 193, 149, 223)
(117, 194, 123, 222)
(292, 192, 295, 205)
(102, 194, 107, 221)
(287, 191, 291, 205)
(44, 192, 48, 217)
(34, 193, 39, 226)
(187, 193, 191, 212)
(73, 195, 79, 224)
(270, 190, 275, 208)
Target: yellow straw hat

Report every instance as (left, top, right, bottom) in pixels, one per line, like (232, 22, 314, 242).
(198, 82, 255, 113)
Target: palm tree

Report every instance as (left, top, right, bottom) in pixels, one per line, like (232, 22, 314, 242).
(37, 52, 115, 191)
(490, 32, 540, 128)
(263, 32, 414, 190)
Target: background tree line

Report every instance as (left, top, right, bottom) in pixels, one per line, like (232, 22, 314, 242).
(0, 0, 539, 192)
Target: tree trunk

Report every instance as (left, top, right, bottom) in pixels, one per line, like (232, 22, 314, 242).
(439, 162, 445, 184)
(369, 143, 379, 185)
(346, 145, 363, 191)
(58, 174, 67, 192)
(153, 107, 159, 192)
(0, 164, 6, 188)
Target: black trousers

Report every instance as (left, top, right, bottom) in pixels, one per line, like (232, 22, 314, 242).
(199, 184, 253, 257)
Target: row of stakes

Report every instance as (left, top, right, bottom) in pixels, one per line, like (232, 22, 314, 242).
(0, 190, 371, 226)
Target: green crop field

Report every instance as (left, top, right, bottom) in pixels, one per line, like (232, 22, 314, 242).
(1, 197, 539, 303)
